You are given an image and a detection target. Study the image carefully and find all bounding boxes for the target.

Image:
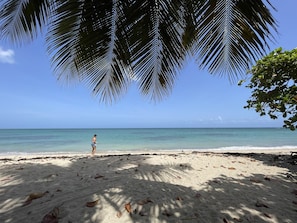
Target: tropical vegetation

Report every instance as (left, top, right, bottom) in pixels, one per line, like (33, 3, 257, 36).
(242, 48, 297, 130)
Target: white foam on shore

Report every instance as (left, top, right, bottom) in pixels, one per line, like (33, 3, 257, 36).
(0, 146, 295, 159)
(195, 145, 296, 152)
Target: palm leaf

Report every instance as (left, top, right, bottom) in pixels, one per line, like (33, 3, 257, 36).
(0, 0, 278, 102)
(47, 0, 133, 103)
(127, 0, 188, 101)
(193, 0, 277, 81)
(0, 0, 50, 44)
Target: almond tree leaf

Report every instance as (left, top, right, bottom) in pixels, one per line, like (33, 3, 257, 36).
(125, 203, 132, 213)
(86, 199, 99, 207)
(176, 196, 183, 201)
(255, 200, 269, 208)
(41, 214, 58, 223)
(223, 218, 229, 223)
(94, 174, 104, 179)
(146, 198, 153, 203)
(250, 178, 262, 183)
(137, 198, 153, 205)
(23, 191, 48, 206)
(41, 207, 59, 223)
(137, 200, 147, 205)
(194, 193, 202, 199)
(28, 192, 47, 200)
(48, 207, 59, 218)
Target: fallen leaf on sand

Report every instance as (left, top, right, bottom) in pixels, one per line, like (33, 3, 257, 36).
(250, 178, 262, 183)
(41, 214, 58, 223)
(137, 198, 153, 205)
(194, 193, 202, 199)
(139, 211, 148, 216)
(255, 200, 269, 208)
(28, 192, 48, 200)
(212, 180, 220, 184)
(44, 174, 58, 179)
(23, 191, 48, 206)
(162, 209, 173, 217)
(228, 167, 236, 170)
(41, 207, 59, 223)
(94, 174, 104, 179)
(125, 203, 132, 213)
(223, 218, 229, 223)
(86, 199, 99, 207)
(176, 196, 183, 201)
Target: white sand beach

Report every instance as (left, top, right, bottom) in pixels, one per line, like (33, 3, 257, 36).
(0, 150, 296, 223)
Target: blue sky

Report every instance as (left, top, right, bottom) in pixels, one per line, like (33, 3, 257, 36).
(0, 0, 296, 129)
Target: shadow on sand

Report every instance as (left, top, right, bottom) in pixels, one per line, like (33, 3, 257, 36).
(0, 152, 296, 223)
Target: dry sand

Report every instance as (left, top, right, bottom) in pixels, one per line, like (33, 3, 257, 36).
(0, 150, 296, 223)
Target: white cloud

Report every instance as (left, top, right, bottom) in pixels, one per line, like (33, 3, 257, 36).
(0, 46, 15, 64)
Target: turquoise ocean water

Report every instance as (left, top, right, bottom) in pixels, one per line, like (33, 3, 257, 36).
(0, 128, 296, 155)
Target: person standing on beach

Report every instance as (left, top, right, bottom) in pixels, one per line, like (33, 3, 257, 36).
(91, 134, 97, 155)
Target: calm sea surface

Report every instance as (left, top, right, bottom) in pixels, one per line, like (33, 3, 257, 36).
(0, 128, 296, 155)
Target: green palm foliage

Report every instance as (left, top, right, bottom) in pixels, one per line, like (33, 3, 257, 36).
(0, 0, 277, 103)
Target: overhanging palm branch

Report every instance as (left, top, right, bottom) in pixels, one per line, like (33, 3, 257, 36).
(194, 0, 277, 81)
(0, 0, 277, 103)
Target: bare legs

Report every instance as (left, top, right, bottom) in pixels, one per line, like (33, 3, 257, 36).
(91, 145, 96, 156)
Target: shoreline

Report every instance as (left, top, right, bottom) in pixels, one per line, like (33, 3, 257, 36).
(1, 148, 296, 223)
(0, 147, 295, 160)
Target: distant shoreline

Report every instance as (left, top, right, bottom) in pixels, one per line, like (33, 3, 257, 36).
(0, 148, 295, 160)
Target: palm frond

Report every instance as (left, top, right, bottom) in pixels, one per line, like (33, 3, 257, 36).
(47, 0, 133, 103)
(0, 0, 278, 102)
(128, 0, 187, 101)
(0, 0, 50, 44)
(46, 0, 82, 82)
(193, 0, 277, 82)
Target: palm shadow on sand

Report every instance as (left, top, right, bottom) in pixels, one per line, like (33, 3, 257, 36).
(0, 152, 296, 223)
